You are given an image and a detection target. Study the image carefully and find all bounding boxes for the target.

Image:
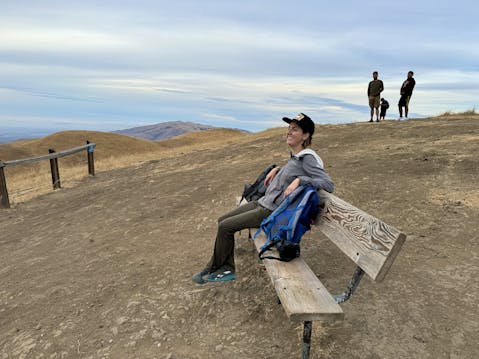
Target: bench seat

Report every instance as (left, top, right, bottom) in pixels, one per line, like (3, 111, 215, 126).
(253, 235, 344, 322)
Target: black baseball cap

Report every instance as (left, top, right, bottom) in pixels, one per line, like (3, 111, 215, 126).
(282, 113, 315, 136)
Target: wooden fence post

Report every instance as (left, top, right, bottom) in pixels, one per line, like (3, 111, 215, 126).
(1, 143, 95, 209)
(0, 161, 10, 208)
(86, 140, 95, 176)
(48, 149, 61, 189)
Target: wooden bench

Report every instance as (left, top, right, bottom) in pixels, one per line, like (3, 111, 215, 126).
(253, 190, 406, 359)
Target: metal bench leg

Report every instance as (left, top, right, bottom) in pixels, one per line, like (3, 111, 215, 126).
(334, 266, 365, 304)
(302, 321, 312, 359)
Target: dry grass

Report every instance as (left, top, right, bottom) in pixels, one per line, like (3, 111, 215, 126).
(1, 128, 248, 205)
(438, 107, 477, 117)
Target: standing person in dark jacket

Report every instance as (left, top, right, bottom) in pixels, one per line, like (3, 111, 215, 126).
(192, 113, 334, 284)
(380, 98, 389, 121)
(367, 71, 384, 122)
(398, 71, 416, 119)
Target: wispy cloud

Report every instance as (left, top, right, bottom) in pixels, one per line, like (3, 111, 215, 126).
(0, 0, 477, 137)
(0, 85, 103, 103)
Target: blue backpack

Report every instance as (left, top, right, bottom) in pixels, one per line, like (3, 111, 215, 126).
(255, 186, 320, 262)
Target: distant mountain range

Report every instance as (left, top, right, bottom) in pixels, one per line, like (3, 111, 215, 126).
(0, 121, 249, 144)
(113, 121, 218, 141)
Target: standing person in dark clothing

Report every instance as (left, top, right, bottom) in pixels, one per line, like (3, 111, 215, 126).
(398, 71, 416, 119)
(367, 71, 384, 122)
(380, 98, 389, 121)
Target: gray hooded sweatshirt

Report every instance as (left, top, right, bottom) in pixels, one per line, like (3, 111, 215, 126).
(258, 149, 334, 211)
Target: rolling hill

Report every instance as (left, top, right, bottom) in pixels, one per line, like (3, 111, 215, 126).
(0, 128, 248, 171)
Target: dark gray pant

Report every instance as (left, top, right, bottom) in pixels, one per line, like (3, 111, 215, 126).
(207, 201, 272, 272)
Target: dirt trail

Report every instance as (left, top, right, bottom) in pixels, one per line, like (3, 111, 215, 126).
(1, 116, 478, 358)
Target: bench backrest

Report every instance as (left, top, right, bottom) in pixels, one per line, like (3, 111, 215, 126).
(317, 191, 406, 282)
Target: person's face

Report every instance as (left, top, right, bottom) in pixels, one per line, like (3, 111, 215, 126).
(407, 72, 413, 79)
(373, 72, 378, 80)
(286, 122, 308, 148)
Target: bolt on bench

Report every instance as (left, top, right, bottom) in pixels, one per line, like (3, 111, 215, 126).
(253, 190, 406, 359)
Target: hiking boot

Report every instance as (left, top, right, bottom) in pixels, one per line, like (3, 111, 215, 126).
(369, 119, 373, 122)
(206, 267, 236, 282)
(192, 268, 211, 285)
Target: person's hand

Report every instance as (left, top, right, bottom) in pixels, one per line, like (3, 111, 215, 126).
(284, 178, 300, 197)
(264, 167, 279, 186)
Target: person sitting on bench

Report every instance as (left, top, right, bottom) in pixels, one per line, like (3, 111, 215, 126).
(192, 113, 334, 284)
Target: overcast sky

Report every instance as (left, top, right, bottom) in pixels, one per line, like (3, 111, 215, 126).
(1, 0, 478, 137)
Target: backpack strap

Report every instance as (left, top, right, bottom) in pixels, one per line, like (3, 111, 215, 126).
(259, 254, 285, 261)
(258, 238, 301, 262)
(258, 239, 278, 259)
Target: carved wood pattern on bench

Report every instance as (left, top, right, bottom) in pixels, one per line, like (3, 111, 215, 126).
(317, 191, 406, 282)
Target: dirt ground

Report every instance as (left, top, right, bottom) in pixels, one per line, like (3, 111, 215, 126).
(1, 116, 478, 358)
